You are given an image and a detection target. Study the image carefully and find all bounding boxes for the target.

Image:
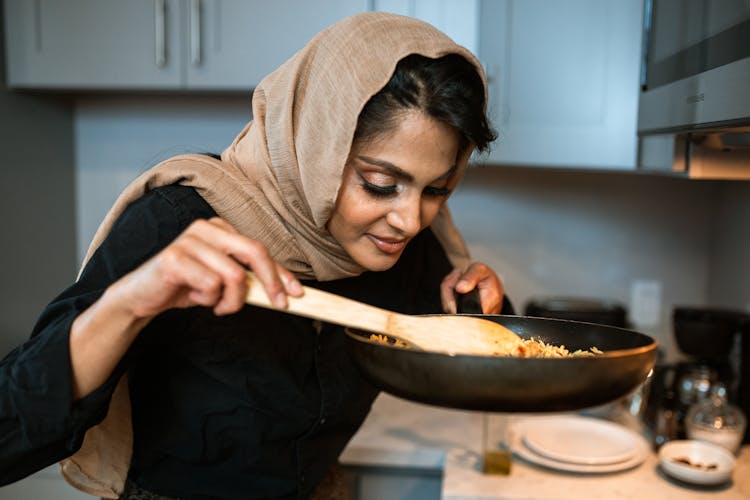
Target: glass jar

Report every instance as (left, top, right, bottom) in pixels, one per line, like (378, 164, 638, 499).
(482, 413, 512, 475)
(653, 389, 678, 448)
(685, 384, 747, 454)
(677, 364, 716, 407)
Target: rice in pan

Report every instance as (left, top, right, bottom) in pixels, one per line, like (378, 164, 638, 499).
(368, 333, 603, 357)
(509, 338, 603, 358)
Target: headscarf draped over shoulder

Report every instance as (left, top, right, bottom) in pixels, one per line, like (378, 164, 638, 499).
(61, 12, 485, 497)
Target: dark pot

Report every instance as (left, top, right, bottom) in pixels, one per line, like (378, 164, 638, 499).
(673, 307, 748, 360)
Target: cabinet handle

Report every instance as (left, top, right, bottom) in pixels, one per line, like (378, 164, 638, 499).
(33, 0, 42, 50)
(190, 0, 202, 66)
(154, 0, 167, 67)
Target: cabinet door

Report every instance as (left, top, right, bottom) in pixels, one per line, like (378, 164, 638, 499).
(4, 0, 182, 89)
(479, 0, 643, 169)
(184, 0, 368, 90)
(372, 0, 480, 56)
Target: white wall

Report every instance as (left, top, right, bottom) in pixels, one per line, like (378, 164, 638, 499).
(0, 9, 76, 356)
(74, 95, 252, 262)
(450, 166, 724, 358)
(708, 182, 750, 311)
(73, 96, 747, 360)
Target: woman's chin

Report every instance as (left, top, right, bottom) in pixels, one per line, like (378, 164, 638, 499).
(355, 252, 402, 272)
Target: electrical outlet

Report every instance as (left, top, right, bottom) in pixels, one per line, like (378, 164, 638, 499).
(630, 280, 662, 328)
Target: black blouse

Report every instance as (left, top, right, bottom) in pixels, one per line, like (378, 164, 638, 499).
(0, 184, 454, 499)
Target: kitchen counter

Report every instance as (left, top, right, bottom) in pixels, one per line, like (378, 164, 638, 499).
(340, 393, 750, 500)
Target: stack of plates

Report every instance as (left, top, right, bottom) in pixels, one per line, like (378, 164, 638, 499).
(507, 415, 650, 473)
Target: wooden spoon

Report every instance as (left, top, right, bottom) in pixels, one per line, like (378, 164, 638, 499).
(245, 272, 522, 356)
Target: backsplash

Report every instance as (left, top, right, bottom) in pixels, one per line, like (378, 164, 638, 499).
(708, 181, 750, 312)
(74, 95, 252, 256)
(450, 166, 732, 359)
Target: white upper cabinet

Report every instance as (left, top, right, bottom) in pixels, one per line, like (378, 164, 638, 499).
(372, 0, 479, 56)
(185, 0, 367, 89)
(4, 0, 182, 89)
(478, 0, 644, 170)
(3, 0, 645, 171)
(3, 0, 368, 90)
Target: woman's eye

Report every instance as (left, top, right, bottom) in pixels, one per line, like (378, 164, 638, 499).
(423, 185, 452, 197)
(362, 180, 398, 197)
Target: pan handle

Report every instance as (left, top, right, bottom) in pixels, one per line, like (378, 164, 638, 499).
(456, 288, 483, 314)
(456, 289, 517, 315)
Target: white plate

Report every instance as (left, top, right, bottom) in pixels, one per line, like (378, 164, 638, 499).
(659, 440, 735, 486)
(508, 417, 650, 473)
(518, 415, 640, 465)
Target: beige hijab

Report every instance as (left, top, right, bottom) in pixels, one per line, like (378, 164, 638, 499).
(60, 12, 484, 497)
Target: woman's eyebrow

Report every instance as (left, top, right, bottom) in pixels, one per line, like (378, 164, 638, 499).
(434, 164, 458, 181)
(358, 155, 457, 183)
(358, 155, 414, 181)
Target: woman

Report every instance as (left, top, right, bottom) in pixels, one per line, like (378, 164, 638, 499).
(0, 12, 507, 499)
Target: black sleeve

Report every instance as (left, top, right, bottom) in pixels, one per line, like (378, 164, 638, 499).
(0, 185, 214, 485)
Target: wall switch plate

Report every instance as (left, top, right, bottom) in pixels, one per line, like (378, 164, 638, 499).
(630, 279, 662, 327)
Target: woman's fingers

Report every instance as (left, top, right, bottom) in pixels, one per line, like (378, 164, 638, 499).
(183, 218, 302, 312)
(464, 263, 504, 314)
(126, 246, 224, 317)
(125, 217, 302, 318)
(277, 263, 304, 296)
(441, 263, 505, 315)
(196, 224, 287, 309)
(440, 268, 462, 314)
(176, 234, 248, 315)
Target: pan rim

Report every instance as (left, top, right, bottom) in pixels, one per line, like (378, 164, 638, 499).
(344, 314, 658, 360)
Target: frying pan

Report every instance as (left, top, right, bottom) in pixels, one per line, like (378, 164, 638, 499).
(243, 273, 656, 413)
(344, 314, 657, 413)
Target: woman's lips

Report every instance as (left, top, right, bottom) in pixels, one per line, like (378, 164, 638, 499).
(367, 234, 407, 254)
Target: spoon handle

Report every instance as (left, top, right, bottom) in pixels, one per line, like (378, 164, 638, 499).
(245, 271, 391, 334)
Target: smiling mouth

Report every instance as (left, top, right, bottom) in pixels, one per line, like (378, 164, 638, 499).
(366, 234, 407, 255)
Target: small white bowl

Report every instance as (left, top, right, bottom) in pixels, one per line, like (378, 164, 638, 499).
(659, 440, 736, 486)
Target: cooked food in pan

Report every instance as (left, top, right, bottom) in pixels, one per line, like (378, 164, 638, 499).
(512, 338, 603, 358)
(369, 334, 409, 347)
(368, 333, 603, 357)
(349, 316, 656, 412)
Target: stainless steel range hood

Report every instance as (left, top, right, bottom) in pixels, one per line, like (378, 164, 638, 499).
(639, 127, 750, 180)
(637, 0, 750, 179)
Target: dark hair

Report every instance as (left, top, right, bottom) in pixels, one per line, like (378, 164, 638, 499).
(353, 54, 496, 153)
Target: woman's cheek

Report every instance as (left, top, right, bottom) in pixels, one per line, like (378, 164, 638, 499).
(421, 199, 444, 227)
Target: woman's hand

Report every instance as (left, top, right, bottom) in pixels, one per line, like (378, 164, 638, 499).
(440, 262, 504, 314)
(113, 217, 303, 320)
(70, 217, 302, 399)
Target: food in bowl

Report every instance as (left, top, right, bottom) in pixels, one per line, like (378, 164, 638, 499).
(658, 440, 735, 485)
(670, 456, 718, 470)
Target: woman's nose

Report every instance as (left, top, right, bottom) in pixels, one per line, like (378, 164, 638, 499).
(386, 199, 421, 236)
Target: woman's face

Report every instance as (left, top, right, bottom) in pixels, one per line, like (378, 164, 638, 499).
(328, 110, 461, 271)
